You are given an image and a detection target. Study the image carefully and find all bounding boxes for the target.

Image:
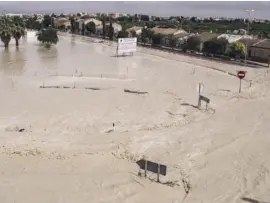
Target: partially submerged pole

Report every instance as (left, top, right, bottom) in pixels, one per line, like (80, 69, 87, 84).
(157, 164, 160, 182)
(145, 160, 148, 177)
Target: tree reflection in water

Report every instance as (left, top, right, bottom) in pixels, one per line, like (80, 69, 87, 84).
(0, 47, 25, 76)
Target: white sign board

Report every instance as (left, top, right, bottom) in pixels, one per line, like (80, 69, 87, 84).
(117, 38, 137, 55)
(197, 83, 204, 94)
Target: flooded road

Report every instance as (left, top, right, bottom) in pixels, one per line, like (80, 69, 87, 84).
(1, 31, 267, 203)
(0, 31, 147, 79)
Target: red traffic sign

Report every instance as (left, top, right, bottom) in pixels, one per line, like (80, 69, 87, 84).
(237, 71, 246, 79)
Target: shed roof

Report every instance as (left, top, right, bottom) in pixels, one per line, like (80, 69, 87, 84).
(251, 39, 270, 49)
(197, 32, 219, 42)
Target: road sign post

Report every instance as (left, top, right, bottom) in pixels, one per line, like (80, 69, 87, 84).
(136, 159, 167, 182)
(197, 83, 204, 108)
(268, 55, 270, 68)
(237, 71, 246, 93)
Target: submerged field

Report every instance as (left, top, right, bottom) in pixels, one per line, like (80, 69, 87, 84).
(0, 31, 270, 203)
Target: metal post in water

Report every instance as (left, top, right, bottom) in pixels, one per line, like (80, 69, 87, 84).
(198, 83, 201, 108)
(145, 160, 148, 177)
(239, 79, 242, 93)
(126, 67, 128, 79)
(157, 164, 160, 182)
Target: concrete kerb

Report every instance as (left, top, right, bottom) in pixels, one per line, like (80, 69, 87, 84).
(138, 43, 266, 69)
(208, 66, 251, 85)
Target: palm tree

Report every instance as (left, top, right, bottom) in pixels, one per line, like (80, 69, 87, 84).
(0, 16, 26, 48)
(0, 16, 13, 48)
(12, 26, 25, 47)
(69, 15, 75, 33)
(102, 14, 106, 39)
(11, 16, 26, 47)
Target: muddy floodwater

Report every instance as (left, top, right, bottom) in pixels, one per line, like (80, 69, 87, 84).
(0, 32, 143, 78)
(1, 31, 269, 203)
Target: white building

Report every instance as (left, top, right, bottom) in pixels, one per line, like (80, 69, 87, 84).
(83, 18, 102, 26)
(106, 22, 122, 33)
(218, 34, 253, 44)
(126, 26, 143, 36)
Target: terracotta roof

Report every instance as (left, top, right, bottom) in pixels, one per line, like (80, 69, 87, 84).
(96, 24, 103, 29)
(151, 27, 180, 35)
(173, 32, 190, 39)
(251, 39, 270, 49)
(55, 18, 69, 27)
(126, 26, 142, 32)
(238, 38, 261, 47)
(83, 18, 102, 26)
(197, 32, 219, 42)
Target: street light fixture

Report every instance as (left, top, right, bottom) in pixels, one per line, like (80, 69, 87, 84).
(246, 9, 254, 34)
(244, 9, 255, 66)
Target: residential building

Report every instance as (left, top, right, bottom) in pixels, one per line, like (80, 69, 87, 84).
(232, 29, 247, 35)
(217, 34, 246, 44)
(150, 27, 188, 47)
(174, 33, 193, 48)
(196, 32, 220, 51)
(237, 38, 261, 57)
(96, 24, 103, 36)
(75, 18, 85, 33)
(126, 26, 143, 36)
(249, 39, 270, 62)
(55, 17, 69, 27)
(105, 22, 122, 33)
(150, 27, 187, 36)
(83, 18, 102, 26)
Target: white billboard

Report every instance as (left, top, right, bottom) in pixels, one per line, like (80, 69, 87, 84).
(117, 38, 137, 55)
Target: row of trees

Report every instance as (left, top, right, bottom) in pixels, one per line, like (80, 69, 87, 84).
(0, 16, 26, 47)
(138, 27, 246, 57)
(185, 36, 246, 57)
(0, 15, 59, 49)
(116, 14, 270, 38)
(68, 14, 134, 40)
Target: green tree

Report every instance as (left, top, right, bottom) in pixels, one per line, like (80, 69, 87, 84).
(117, 30, 129, 38)
(102, 15, 106, 39)
(141, 28, 154, 45)
(0, 16, 26, 48)
(108, 19, 114, 40)
(81, 22, 85, 35)
(229, 41, 247, 58)
(167, 34, 177, 48)
(42, 14, 52, 28)
(186, 35, 201, 51)
(152, 33, 163, 45)
(11, 16, 26, 47)
(85, 21, 96, 34)
(140, 15, 150, 21)
(12, 26, 25, 47)
(130, 29, 137, 38)
(0, 16, 13, 48)
(69, 15, 75, 33)
(36, 27, 59, 48)
(203, 37, 229, 55)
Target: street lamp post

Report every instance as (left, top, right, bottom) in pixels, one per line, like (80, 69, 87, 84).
(244, 9, 255, 66)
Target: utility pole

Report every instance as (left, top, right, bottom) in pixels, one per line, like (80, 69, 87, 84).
(244, 9, 255, 66)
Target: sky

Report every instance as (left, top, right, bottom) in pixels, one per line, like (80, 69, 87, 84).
(0, 1, 270, 19)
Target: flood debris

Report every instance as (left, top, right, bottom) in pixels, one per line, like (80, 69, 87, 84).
(5, 125, 26, 132)
(124, 89, 148, 94)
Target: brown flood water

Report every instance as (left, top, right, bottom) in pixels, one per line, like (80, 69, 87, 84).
(0, 31, 143, 79)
